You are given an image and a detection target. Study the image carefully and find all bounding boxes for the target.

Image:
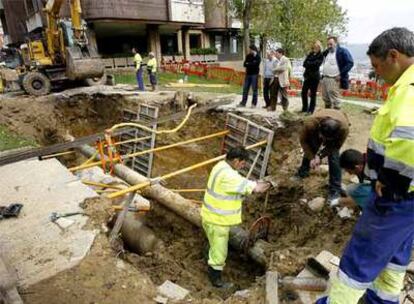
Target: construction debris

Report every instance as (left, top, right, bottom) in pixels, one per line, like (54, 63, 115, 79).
(266, 271, 279, 304)
(308, 197, 325, 212)
(157, 280, 190, 301)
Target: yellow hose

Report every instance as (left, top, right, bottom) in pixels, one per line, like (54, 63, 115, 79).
(108, 103, 197, 135)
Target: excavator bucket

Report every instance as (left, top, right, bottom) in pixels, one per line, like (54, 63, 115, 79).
(65, 45, 104, 81)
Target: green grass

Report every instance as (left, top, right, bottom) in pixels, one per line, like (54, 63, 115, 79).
(0, 126, 37, 152)
(114, 71, 243, 94)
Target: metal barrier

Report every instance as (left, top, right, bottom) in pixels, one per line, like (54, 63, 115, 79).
(161, 61, 389, 102)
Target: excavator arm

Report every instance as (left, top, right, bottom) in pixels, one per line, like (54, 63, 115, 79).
(44, 0, 66, 64)
(44, 0, 104, 80)
(69, 0, 83, 41)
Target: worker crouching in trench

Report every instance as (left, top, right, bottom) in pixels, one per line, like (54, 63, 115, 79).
(201, 147, 271, 288)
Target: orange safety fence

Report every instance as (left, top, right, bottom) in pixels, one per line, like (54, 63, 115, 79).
(162, 62, 390, 102)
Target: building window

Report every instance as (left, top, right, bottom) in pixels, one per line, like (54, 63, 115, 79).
(215, 35, 223, 54)
(230, 37, 238, 54)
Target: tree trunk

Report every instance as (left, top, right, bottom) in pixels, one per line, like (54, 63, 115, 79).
(243, 0, 253, 53)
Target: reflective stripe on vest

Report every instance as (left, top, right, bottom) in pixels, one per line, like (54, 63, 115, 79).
(206, 167, 243, 201)
(368, 138, 385, 156)
(203, 200, 241, 215)
(203, 163, 245, 217)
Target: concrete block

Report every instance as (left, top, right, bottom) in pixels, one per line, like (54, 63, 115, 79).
(157, 280, 189, 301)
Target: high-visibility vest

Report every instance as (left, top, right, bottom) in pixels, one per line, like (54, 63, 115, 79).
(134, 53, 142, 70)
(366, 64, 414, 194)
(147, 58, 157, 73)
(201, 160, 256, 226)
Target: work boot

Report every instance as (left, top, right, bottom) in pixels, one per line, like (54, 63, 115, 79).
(327, 191, 341, 207)
(207, 266, 234, 289)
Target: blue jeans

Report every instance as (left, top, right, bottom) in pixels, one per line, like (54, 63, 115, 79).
(136, 68, 144, 91)
(241, 74, 258, 106)
(297, 150, 342, 195)
(149, 72, 157, 85)
(347, 183, 372, 209)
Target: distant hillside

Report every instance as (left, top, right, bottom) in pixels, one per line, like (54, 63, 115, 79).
(344, 43, 370, 64)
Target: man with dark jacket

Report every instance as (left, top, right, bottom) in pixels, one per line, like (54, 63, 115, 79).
(321, 37, 354, 109)
(239, 45, 261, 107)
(295, 109, 350, 203)
(301, 41, 324, 114)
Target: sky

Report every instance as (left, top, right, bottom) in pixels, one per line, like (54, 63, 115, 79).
(337, 0, 414, 44)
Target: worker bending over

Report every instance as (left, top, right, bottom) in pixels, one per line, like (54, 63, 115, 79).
(295, 109, 349, 204)
(201, 147, 271, 288)
(317, 27, 414, 304)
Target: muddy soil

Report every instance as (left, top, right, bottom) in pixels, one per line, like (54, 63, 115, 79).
(1, 90, 376, 303)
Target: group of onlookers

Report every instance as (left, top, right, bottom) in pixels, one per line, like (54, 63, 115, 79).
(239, 36, 354, 114)
(239, 45, 292, 112)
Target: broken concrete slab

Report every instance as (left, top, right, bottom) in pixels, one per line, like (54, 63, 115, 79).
(296, 250, 339, 303)
(157, 280, 189, 301)
(153, 295, 168, 304)
(0, 158, 99, 287)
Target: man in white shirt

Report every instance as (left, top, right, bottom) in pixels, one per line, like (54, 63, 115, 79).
(263, 51, 278, 109)
(321, 37, 354, 109)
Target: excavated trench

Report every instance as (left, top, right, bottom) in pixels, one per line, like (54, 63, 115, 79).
(0, 91, 356, 301)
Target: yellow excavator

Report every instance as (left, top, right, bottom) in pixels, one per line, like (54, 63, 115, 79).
(18, 0, 105, 96)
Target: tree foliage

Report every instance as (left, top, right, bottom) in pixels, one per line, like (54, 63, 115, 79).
(205, 0, 347, 57)
(252, 0, 348, 57)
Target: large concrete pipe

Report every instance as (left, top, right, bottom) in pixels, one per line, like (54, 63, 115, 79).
(77, 145, 269, 266)
(120, 213, 164, 254)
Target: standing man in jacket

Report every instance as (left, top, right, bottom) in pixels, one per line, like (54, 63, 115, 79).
(132, 47, 144, 91)
(301, 41, 324, 114)
(263, 51, 278, 109)
(317, 27, 414, 304)
(269, 48, 291, 112)
(201, 147, 271, 288)
(295, 109, 349, 203)
(239, 45, 261, 108)
(321, 37, 354, 109)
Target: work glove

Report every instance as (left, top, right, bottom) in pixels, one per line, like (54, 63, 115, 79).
(261, 176, 278, 189)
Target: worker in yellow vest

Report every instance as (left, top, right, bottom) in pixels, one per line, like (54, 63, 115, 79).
(132, 47, 144, 91)
(317, 27, 414, 304)
(201, 146, 271, 288)
(147, 52, 157, 91)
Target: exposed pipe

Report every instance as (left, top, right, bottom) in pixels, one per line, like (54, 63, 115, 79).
(119, 213, 164, 254)
(107, 140, 267, 199)
(77, 144, 270, 266)
(69, 129, 229, 172)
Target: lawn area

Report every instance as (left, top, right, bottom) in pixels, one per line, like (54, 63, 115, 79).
(0, 125, 36, 152)
(114, 71, 243, 94)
